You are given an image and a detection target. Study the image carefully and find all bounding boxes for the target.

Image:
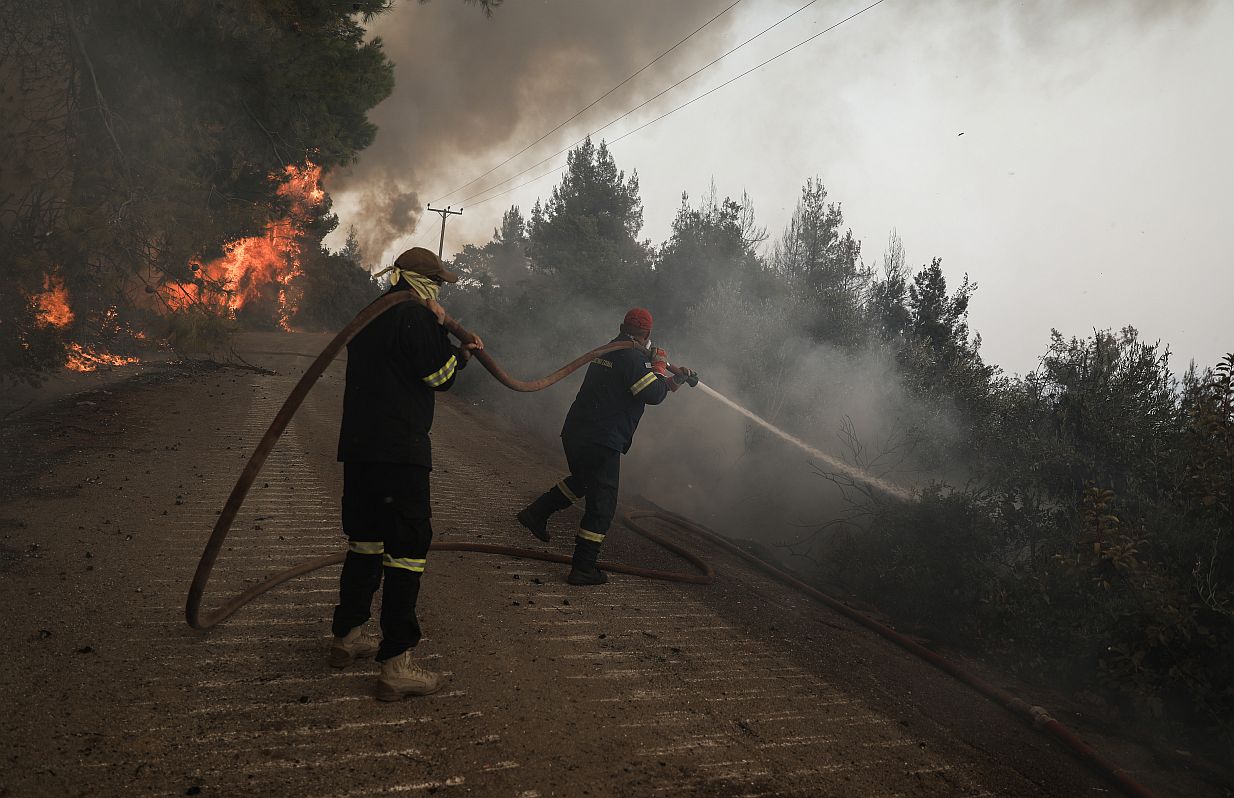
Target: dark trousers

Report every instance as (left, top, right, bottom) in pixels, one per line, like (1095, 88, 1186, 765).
(527, 438, 621, 571)
(560, 439, 621, 536)
(332, 462, 433, 661)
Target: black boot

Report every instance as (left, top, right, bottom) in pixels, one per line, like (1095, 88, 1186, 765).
(567, 567, 608, 586)
(517, 485, 573, 542)
(567, 533, 607, 585)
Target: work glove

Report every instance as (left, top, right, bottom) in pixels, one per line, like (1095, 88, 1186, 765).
(669, 364, 699, 387)
(650, 347, 670, 378)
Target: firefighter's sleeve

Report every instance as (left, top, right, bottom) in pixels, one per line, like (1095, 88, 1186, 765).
(626, 356, 669, 406)
(405, 307, 459, 392)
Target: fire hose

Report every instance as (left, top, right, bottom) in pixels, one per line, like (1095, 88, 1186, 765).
(185, 290, 712, 634)
(185, 290, 1158, 798)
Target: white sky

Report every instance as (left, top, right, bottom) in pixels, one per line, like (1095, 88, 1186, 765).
(327, 0, 1233, 376)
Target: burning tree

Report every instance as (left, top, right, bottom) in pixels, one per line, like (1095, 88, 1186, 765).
(0, 1, 398, 382)
(168, 163, 327, 331)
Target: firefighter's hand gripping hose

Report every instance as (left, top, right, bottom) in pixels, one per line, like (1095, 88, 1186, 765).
(185, 290, 1157, 798)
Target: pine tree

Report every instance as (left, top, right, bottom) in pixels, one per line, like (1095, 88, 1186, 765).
(771, 178, 867, 345)
(527, 137, 650, 305)
(340, 226, 364, 267)
(654, 187, 763, 326)
(907, 258, 978, 365)
(868, 230, 911, 342)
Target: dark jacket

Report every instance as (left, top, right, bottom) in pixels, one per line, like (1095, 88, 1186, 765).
(337, 287, 459, 466)
(561, 335, 669, 454)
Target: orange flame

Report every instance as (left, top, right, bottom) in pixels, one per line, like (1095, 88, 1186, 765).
(65, 343, 140, 373)
(176, 162, 323, 328)
(28, 276, 141, 371)
(33, 275, 74, 328)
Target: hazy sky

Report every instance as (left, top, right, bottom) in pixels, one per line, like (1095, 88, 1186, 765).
(325, 0, 1232, 376)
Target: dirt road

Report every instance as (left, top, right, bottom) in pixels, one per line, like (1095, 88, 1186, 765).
(0, 333, 1200, 797)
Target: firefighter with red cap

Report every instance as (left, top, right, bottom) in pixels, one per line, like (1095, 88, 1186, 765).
(517, 307, 697, 585)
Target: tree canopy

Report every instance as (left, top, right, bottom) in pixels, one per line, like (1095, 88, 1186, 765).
(653, 188, 764, 327)
(527, 137, 651, 306)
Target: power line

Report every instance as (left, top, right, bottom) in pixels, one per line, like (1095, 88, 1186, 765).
(430, 0, 747, 206)
(426, 205, 463, 257)
(465, 162, 568, 211)
(611, 0, 887, 146)
(463, 0, 886, 211)
(456, 0, 829, 208)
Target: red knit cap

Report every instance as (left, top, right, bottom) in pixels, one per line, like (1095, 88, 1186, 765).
(623, 307, 653, 333)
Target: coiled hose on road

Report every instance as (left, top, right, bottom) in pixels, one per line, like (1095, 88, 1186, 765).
(185, 290, 1157, 798)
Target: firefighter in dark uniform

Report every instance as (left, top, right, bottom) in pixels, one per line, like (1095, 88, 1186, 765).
(328, 246, 483, 701)
(518, 308, 696, 585)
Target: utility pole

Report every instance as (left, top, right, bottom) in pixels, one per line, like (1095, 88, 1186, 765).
(426, 205, 463, 258)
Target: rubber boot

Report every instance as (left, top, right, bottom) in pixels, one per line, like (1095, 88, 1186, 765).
(375, 650, 443, 700)
(328, 625, 379, 669)
(567, 534, 607, 585)
(517, 485, 573, 542)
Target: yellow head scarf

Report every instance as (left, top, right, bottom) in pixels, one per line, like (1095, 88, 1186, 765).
(373, 267, 440, 301)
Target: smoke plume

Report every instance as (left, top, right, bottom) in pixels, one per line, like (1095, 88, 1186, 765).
(326, 0, 739, 266)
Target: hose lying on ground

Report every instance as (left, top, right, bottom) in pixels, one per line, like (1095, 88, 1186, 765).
(185, 290, 1157, 798)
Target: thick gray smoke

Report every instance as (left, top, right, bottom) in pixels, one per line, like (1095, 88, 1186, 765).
(327, 0, 737, 265)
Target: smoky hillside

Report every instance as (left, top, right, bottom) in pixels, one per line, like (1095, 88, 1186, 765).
(441, 136, 1234, 761)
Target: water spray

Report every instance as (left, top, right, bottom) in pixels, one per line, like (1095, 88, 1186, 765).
(692, 381, 913, 501)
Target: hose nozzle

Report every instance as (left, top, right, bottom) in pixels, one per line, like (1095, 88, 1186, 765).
(668, 364, 699, 388)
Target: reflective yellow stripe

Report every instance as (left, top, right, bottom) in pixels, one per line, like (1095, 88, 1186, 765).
(577, 529, 605, 544)
(383, 555, 427, 573)
(557, 480, 580, 503)
(422, 355, 457, 387)
(630, 371, 658, 396)
(348, 541, 384, 555)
